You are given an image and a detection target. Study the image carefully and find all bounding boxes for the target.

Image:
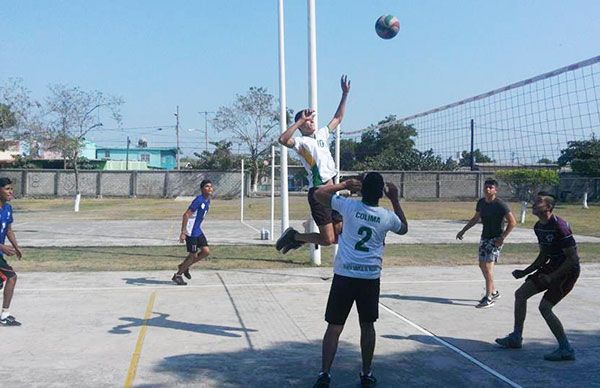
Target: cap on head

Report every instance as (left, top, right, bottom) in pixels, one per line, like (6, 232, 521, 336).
(361, 172, 384, 203)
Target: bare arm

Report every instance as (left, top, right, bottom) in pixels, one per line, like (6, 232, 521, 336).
(327, 75, 350, 131)
(456, 212, 481, 240)
(512, 248, 548, 279)
(179, 209, 194, 243)
(495, 211, 517, 246)
(385, 182, 408, 235)
(278, 109, 314, 148)
(4, 225, 21, 259)
(550, 246, 580, 280)
(314, 179, 361, 206)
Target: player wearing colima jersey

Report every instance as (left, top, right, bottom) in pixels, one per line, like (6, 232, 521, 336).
(311, 172, 407, 388)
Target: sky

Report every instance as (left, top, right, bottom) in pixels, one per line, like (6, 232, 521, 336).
(1, 0, 599, 156)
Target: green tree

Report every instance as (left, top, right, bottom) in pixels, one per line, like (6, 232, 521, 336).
(558, 137, 600, 176)
(191, 140, 241, 170)
(212, 87, 280, 192)
(459, 149, 494, 167)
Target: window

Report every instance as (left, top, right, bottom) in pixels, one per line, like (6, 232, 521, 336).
(104, 150, 110, 158)
(140, 154, 150, 162)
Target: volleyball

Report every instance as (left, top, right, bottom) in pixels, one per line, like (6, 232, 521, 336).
(375, 15, 400, 39)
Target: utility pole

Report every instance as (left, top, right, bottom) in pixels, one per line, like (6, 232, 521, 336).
(175, 106, 180, 170)
(125, 136, 131, 170)
(198, 111, 215, 153)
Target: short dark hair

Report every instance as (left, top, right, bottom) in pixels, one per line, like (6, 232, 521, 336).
(537, 191, 556, 210)
(200, 179, 212, 189)
(484, 179, 498, 187)
(361, 172, 384, 203)
(294, 110, 304, 122)
(0, 177, 12, 188)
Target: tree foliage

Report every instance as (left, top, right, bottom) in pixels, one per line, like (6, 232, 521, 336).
(558, 137, 600, 177)
(191, 140, 241, 170)
(459, 149, 494, 167)
(212, 87, 280, 190)
(496, 169, 560, 202)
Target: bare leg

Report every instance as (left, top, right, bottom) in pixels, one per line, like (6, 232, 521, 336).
(178, 247, 210, 274)
(359, 321, 376, 375)
(321, 324, 344, 373)
(2, 276, 16, 309)
(539, 298, 570, 349)
(295, 223, 337, 246)
(513, 281, 541, 337)
(478, 261, 495, 297)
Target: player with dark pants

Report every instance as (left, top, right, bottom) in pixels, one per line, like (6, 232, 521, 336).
(0, 177, 23, 326)
(172, 180, 213, 286)
(276, 75, 350, 253)
(312, 173, 408, 388)
(495, 192, 580, 361)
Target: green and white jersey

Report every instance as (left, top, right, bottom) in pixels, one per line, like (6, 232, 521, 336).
(292, 126, 337, 188)
(331, 195, 403, 279)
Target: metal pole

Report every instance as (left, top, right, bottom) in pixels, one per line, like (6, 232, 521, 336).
(175, 106, 180, 170)
(199, 111, 215, 153)
(470, 118, 475, 171)
(308, 0, 321, 266)
(278, 0, 290, 234)
(240, 159, 244, 222)
(270, 145, 275, 240)
(333, 125, 340, 258)
(125, 136, 130, 170)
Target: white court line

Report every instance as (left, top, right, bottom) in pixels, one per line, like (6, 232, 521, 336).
(16, 276, 600, 293)
(380, 302, 522, 388)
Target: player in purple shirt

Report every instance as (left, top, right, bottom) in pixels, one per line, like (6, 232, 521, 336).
(172, 179, 213, 286)
(0, 177, 23, 326)
(495, 192, 580, 361)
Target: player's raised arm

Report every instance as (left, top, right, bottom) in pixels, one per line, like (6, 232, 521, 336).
(314, 179, 361, 207)
(328, 75, 350, 131)
(384, 182, 408, 235)
(279, 109, 314, 148)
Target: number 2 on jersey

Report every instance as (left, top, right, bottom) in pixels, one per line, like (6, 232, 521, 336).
(354, 226, 373, 252)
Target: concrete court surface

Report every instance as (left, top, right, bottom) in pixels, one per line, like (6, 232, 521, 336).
(13, 218, 600, 247)
(2, 264, 599, 387)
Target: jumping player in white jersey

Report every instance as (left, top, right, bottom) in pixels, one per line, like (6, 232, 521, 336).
(311, 172, 408, 388)
(172, 179, 213, 286)
(276, 75, 350, 254)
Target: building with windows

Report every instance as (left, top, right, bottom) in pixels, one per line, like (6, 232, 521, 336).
(95, 146, 178, 170)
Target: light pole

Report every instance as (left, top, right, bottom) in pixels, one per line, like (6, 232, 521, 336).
(174, 106, 180, 170)
(198, 111, 215, 153)
(125, 136, 131, 170)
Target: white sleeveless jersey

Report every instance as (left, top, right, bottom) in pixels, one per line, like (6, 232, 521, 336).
(331, 195, 403, 279)
(292, 126, 337, 188)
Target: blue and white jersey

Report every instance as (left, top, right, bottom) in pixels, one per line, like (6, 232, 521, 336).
(0, 203, 14, 256)
(185, 195, 210, 237)
(331, 195, 403, 279)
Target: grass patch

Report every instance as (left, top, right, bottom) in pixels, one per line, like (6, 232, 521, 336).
(11, 243, 600, 272)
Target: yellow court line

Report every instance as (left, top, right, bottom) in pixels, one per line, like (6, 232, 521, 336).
(124, 291, 156, 388)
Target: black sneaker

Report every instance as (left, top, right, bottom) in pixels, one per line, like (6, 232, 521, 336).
(171, 273, 187, 286)
(475, 296, 495, 309)
(491, 290, 500, 300)
(313, 372, 331, 388)
(360, 372, 377, 388)
(544, 347, 575, 361)
(495, 333, 523, 349)
(281, 239, 304, 254)
(179, 265, 192, 279)
(276, 227, 297, 251)
(0, 315, 21, 326)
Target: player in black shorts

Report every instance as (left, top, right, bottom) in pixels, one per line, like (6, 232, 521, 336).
(495, 192, 580, 361)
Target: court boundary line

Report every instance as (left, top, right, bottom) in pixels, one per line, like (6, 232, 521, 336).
(17, 276, 600, 293)
(380, 302, 522, 388)
(124, 291, 156, 388)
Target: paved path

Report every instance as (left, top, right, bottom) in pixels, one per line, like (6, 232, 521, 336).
(15, 219, 600, 247)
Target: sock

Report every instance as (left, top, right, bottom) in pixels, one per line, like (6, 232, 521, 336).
(1, 308, 9, 320)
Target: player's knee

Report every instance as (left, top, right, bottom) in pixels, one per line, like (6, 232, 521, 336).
(514, 288, 528, 302)
(201, 247, 210, 256)
(538, 299, 554, 316)
(320, 235, 336, 246)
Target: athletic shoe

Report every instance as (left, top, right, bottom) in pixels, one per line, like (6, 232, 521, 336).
(360, 372, 377, 388)
(495, 333, 523, 349)
(171, 273, 187, 286)
(544, 347, 575, 361)
(312, 372, 331, 388)
(178, 265, 192, 279)
(0, 315, 21, 326)
(276, 227, 297, 251)
(281, 240, 304, 254)
(491, 290, 500, 300)
(475, 296, 495, 308)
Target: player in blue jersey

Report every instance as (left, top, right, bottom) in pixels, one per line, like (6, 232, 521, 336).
(495, 192, 580, 361)
(172, 179, 213, 286)
(0, 177, 23, 326)
(311, 173, 408, 388)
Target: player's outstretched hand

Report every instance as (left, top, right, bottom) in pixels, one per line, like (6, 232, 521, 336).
(179, 232, 186, 243)
(384, 182, 399, 200)
(300, 109, 315, 122)
(0, 244, 16, 256)
(512, 269, 526, 279)
(341, 75, 351, 94)
(14, 247, 22, 260)
(456, 231, 464, 240)
(344, 179, 361, 192)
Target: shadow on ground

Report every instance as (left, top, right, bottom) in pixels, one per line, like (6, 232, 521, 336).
(381, 293, 478, 306)
(123, 277, 175, 286)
